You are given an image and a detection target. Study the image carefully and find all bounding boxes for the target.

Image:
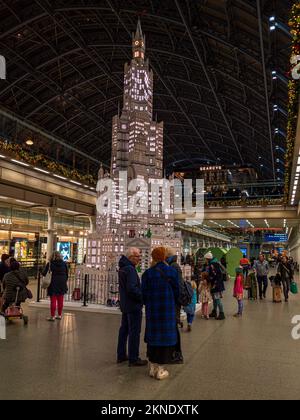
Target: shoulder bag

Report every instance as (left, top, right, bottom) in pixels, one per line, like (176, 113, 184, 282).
(41, 265, 52, 289)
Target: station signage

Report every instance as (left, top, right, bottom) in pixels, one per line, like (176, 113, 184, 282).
(0, 217, 12, 225)
(264, 233, 288, 243)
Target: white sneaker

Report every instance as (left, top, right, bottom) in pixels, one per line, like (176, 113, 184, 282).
(47, 317, 55, 322)
(156, 366, 169, 380)
(55, 316, 62, 320)
(149, 363, 159, 378)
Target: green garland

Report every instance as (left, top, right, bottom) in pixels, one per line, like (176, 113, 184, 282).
(285, 3, 300, 201)
(0, 139, 97, 186)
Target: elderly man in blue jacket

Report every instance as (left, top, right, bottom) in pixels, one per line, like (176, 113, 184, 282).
(117, 247, 147, 367)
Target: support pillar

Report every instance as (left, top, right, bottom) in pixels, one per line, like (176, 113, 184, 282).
(88, 216, 96, 234)
(46, 207, 56, 261)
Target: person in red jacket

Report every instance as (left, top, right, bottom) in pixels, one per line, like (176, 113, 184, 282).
(233, 267, 244, 317)
(240, 257, 250, 280)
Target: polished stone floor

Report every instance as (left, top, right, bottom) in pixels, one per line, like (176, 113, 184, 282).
(1, 278, 300, 400)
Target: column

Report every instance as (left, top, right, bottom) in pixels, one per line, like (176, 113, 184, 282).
(88, 216, 96, 234)
(46, 207, 56, 261)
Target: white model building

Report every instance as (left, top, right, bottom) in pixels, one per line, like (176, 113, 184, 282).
(86, 21, 182, 273)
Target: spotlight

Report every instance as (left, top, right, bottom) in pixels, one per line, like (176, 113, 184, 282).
(25, 138, 34, 146)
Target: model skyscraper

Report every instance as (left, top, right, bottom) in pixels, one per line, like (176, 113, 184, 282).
(86, 21, 182, 271)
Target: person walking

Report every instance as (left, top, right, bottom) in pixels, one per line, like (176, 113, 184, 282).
(183, 277, 197, 332)
(142, 247, 180, 380)
(42, 251, 68, 321)
(199, 272, 211, 320)
(277, 256, 294, 302)
(253, 254, 269, 300)
(165, 247, 184, 328)
(117, 247, 147, 367)
(204, 252, 226, 320)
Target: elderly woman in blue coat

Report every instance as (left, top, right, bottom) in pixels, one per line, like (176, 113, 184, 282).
(142, 246, 180, 380)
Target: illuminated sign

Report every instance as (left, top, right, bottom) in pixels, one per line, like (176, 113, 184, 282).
(0, 217, 12, 225)
(264, 233, 288, 242)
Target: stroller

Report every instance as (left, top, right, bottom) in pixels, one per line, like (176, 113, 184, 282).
(2, 286, 28, 325)
(106, 283, 120, 308)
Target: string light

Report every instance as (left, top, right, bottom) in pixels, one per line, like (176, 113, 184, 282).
(285, 3, 300, 203)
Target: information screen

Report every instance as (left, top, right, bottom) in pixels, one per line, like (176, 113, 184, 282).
(264, 234, 288, 243)
(57, 242, 71, 261)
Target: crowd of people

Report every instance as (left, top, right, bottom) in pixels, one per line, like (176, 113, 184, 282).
(0, 247, 297, 382)
(116, 248, 298, 380)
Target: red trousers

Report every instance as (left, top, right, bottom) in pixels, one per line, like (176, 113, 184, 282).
(50, 295, 64, 317)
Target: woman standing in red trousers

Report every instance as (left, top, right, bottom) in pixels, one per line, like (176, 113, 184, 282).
(43, 251, 68, 321)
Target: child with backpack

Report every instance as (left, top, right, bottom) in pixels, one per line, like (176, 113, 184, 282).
(199, 272, 211, 320)
(183, 277, 197, 332)
(233, 267, 244, 317)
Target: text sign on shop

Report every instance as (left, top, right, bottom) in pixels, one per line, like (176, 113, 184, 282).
(0, 217, 12, 225)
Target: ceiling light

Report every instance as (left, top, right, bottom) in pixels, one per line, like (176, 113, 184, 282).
(53, 174, 67, 180)
(269, 16, 276, 22)
(11, 159, 30, 167)
(16, 199, 34, 205)
(0, 154, 5, 158)
(34, 167, 49, 174)
(70, 180, 82, 186)
(25, 139, 34, 146)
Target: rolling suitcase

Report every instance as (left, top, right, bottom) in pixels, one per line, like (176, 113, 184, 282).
(273, 286, 282, 303)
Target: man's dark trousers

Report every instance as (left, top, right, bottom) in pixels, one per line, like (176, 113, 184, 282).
(257, 275, 268, 299)
(117, 310, 142, 363)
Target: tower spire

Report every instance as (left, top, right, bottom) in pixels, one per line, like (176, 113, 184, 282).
(135, 18, 143, 39)
(132, 19, 145, 62)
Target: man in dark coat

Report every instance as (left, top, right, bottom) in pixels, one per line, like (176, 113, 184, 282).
(117, 247, 147, 367)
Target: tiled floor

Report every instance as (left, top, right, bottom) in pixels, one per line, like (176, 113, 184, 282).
(1, 277, 300, 400)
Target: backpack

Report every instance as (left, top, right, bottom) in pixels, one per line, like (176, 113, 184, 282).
(155, 267, 193, 306)
(178, 280, 194, 307)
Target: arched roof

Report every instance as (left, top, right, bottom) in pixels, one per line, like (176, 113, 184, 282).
(0, 0, 292, 178)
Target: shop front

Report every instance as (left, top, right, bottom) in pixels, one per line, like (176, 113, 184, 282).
(0, 203, 90, 275)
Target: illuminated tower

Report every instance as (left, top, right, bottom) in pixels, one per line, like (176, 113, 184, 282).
(87, 21, 181, 272)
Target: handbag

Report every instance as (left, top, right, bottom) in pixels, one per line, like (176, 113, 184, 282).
(26, 288, 33, 299)
(41, 266, 52, 289)
(290, 282, 298, 295)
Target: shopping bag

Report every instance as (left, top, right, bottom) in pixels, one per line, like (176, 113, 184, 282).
(290, 282, 298, 295)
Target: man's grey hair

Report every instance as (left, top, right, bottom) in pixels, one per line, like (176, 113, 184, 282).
(126, 247, 140, 258)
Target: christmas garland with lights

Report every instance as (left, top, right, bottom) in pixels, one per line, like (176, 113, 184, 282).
(0, 138, 97, 186)
(285, 3, 300, 201)
(205, 197, 284, 208)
